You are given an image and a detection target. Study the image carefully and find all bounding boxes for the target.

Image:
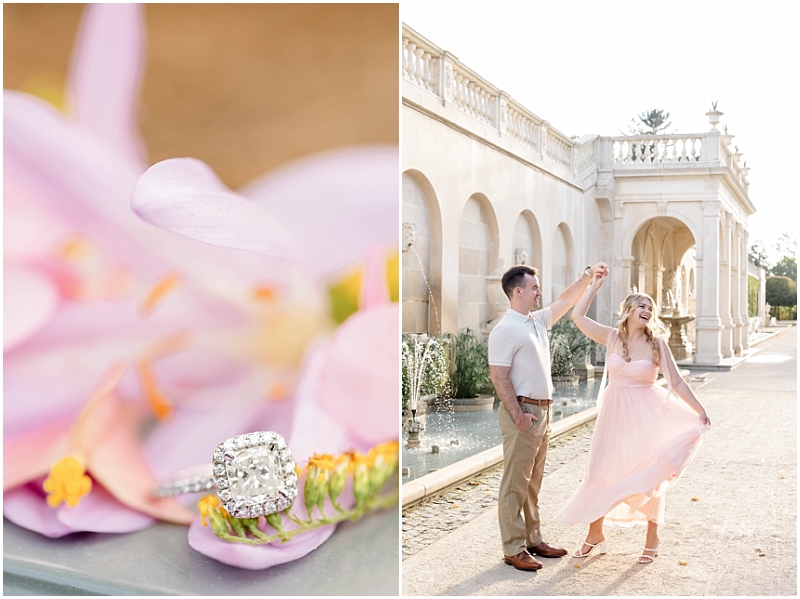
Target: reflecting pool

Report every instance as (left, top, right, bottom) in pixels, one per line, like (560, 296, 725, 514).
(402, 378, 599, 482)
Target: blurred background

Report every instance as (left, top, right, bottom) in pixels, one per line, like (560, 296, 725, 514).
(4, 3, 399, 189)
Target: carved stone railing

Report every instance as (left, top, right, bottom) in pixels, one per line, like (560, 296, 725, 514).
(451, 65, 497, 127)
(505, 101, 541, 152)
(402, 33, 440, 96)
(608, 134, 705, 164)
(403, 23, 750, 190)
(402, 25, 578, 175)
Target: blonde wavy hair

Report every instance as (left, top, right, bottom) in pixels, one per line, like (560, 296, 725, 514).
(615, 293, 669, 364)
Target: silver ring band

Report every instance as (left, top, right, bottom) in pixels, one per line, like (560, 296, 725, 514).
(153, 474, 215, 497)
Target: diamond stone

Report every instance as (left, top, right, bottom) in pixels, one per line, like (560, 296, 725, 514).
(263, 499, 277, 515)
(223, 433, 296, 510)
(217, 478, 229, 489)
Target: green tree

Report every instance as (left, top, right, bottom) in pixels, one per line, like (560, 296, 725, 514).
(765, 276, 797, 308)
(626, 109, 673, 135)
(749, 239, 771, 270)
(775, 231, 797, 259)
(772, 256, 797, 282)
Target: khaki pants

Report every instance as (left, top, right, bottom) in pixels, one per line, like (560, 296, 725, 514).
(498, 402, 551, 556)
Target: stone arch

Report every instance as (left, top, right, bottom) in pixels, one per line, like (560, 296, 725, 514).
(622, 211, 702, 261)
(512, 210, 543, 268)
(401, 169, 443, 334)
(630, 216, 699, 349)
(457, 193, 499, 335)
(550, 222, 574, 298)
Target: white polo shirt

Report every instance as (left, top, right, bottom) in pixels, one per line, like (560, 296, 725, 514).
(488, 307, 554, 400)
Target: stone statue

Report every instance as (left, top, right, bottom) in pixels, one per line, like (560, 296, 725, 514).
(402, 222, 416, 253)
(514, 247, 528, 266)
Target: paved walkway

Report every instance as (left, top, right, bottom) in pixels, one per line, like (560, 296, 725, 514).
(402, 327, 796, 595)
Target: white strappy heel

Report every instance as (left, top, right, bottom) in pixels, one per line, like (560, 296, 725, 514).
(573, 539, 607, 558)
(637, 547, 659, 564)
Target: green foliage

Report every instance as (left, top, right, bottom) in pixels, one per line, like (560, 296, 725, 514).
(765, 276, 797, 308)
(775, 232, 797, 260)
(772, 256, 797, 282)
(442, 328, 489, 399)
(627, 109, 673, 135)
(401, 335, 448, 408)
(770, 305, 797, 321)
(748, 275, 760, 318)
(549, 333, 574, 378)
(749, 240, 771, 270)
(549, 311, 595, 361)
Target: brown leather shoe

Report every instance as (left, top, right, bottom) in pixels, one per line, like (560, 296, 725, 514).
(503, 550, 543, 571)
(527, 541, 568, 558)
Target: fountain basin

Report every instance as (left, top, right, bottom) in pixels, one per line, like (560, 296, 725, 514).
(402, 378, 599, 482)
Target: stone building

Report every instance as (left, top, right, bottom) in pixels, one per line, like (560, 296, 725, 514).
(402, 24, 756, 366)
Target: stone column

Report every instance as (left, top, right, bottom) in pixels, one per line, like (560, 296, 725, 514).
(719, 214, 733, 358)
(731, 224, 743, 355)
(694, 202, 722, 365)
(637, 263, 647, 295)
(740, 228, 751, 351)
(655, 266, 666, 313)
(616, 256, 635, 322)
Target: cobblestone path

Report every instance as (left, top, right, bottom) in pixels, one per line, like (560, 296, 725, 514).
(402, 421, 596, 559)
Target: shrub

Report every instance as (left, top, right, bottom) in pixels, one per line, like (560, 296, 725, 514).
(550, 333, 575, 378)
(766, 276, 797, 309)
(442, 328, 489, 399)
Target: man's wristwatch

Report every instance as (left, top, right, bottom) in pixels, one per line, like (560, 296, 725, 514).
(583, 266, 592, 278)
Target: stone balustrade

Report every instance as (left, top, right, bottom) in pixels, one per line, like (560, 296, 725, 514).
(402, 32, 440, 95)
(607, 134, 705, 164)
(402, 23, 749, 187)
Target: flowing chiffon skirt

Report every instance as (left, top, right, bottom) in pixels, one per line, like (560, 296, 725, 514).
(555, 353, 707, 526)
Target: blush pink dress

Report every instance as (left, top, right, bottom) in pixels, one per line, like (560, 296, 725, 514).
(555, 330, 708, 526)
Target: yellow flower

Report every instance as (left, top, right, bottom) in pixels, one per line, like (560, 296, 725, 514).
(43, 457, 92, 507)
(198, 495, 220, 527)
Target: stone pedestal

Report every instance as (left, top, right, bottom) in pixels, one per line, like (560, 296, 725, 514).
(661, 314, 695, 361)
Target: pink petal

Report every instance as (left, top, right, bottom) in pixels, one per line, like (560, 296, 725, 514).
(286, 342, 355, 464)
(4, 267, 61, 351)
(318, 305, 399, 446)
(4, 176, 71, 260)
(131, 158, 298, 260)
(187, 475, 336, 570)
(4, 420, 73, 491)
(4, 482, 74, 538)
(188, 515, 336, 570)
(57, 482, 155, 533)
(3, 91, 164, 274)
(67, 3, 147, 168)
(4, 92, 276, 289)
(359, 244, 391, 310)
(142, 378, 276, 480)
(85, 394, 194, 525)
(241, 146, 399, 278)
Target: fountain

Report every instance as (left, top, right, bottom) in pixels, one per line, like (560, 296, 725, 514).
(659, 274, 695, 361)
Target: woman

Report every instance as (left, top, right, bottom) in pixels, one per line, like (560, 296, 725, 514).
(555, 269, 710, 564)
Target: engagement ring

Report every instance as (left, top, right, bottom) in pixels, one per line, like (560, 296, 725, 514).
(154, 431, 298, 519)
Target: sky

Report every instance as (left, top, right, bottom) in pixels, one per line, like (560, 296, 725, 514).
(402, 1, 798, 263)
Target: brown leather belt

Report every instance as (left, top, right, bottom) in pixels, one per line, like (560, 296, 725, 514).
(517, 396, 552, 406)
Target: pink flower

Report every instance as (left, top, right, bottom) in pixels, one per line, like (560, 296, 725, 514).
(5, 2, 398, 569)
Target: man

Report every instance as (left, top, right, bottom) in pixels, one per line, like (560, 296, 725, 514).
(489, 262, 608, 571)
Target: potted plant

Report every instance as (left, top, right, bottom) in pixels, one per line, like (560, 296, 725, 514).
(441, 328, 493, 411)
